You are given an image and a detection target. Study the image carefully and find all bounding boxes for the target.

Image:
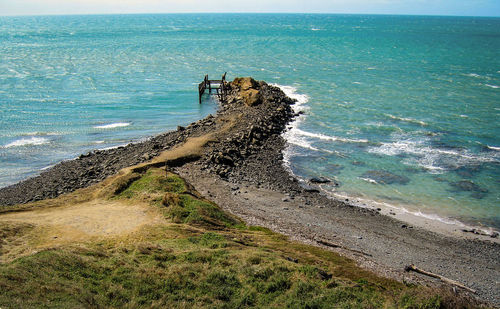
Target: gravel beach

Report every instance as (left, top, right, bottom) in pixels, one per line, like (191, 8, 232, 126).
(1, 78, 499, 306)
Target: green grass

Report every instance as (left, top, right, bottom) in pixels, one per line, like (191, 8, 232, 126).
(0, 168, 485, 308)
(0, 235, 445, 308)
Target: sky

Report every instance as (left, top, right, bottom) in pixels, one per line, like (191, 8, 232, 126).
(1, 0, 500, 17)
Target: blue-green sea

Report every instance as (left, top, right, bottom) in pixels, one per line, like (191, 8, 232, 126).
(1, 14, 499, 230)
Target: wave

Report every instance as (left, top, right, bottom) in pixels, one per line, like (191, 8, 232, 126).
(465, 73, 481, 78)
(322, 189, 500, 235)
(486, 145, 500, 151)
(98, 144, 129, 151)
(3, 137, 49, 148)
(359, 177, 378, 184)
(368, 135, 499, 172)
(21, 131, 60, 136)
(311, 28, 321, 31)
(294, 128, 369, 144)
(93, 122, 131, 129)
(485, 84, 499, 89)
(273, 84, 310, 163)
(41, 164, 56, 171)
(286, 137, 320, 152)
(271, 84, 309, 112)
(274, 84, 367, 157)
(385, 114, 427, 126)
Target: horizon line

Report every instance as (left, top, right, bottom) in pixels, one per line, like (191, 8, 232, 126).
(1, 12, 500, 18)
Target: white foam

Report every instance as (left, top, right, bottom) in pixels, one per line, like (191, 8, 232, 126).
(93, 122, 131, 129)
(98, 143, 129, 151)
(294, 128, 369, 144)
(324, 189, 469, 228)
(385, 113, 427, 126)
(359, 177, 378, 184)
(287, 138, 320, 152)
(41, 164, 55, 171)
(22, 131, 60, 136)
(273, 84, 311, 164)
(271, 84, 309, 112)
(311, 28, 321, 31)
(3, 137, 49, 148)
(485, 84, 499, 89)
(369, 134, 499, 172)
(487, 145, 500, 151)
(466, 73, 481, 78)
(274, 84, 358, 157)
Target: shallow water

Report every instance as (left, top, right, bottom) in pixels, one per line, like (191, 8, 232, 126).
(1, 14, 499, 229)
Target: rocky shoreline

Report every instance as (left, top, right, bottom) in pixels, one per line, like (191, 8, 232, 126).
(1, 78, 499, 306)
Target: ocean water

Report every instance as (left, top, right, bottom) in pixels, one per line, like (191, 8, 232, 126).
(1, 14, 499, 230)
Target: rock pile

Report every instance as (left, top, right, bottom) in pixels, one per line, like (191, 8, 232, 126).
(200, 78, 296, 180)
(0, 77, 298, 206)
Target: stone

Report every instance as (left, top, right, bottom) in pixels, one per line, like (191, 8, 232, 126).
(305, 188, 320, 193)
(231, 77, 259, 91)
(317, 269, 332, 280)
(310, 177, 331, 184)
(450, 180, 487, 192)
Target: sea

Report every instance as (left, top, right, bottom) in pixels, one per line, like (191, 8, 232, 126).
(1, 14, 499, 230)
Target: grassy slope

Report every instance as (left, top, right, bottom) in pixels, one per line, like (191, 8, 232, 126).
(0, 168, 481, 308)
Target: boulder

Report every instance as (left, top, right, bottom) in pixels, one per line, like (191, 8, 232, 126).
(310, 177, 331, 184)
(240, 88, 262, 106)
(231, 77, 262, 106)
(232, 77, 259, 91)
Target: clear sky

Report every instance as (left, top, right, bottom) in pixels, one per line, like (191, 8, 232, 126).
(1, 0, 500, 17)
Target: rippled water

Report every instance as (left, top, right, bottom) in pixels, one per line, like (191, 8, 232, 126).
(1, 14, 499, 229)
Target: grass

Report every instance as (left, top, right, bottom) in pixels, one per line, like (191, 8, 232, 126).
(0, 168, 486, 308)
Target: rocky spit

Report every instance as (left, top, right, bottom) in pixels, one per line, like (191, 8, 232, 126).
(1, 78, 499, 306)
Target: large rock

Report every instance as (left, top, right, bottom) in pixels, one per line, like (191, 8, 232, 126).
(449, 180, 488, 199)
(240, 88, 262, 106)
(231, 77, 262, 106)
(232, 77, 259, 91)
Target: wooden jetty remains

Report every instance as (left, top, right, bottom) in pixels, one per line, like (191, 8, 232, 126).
(198, 73, 228, 104)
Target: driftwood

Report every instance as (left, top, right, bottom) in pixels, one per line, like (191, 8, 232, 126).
(404, 264, 476, 294)
(316, 239, 373, 257)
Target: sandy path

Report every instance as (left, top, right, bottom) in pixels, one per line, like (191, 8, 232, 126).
(0, 200, 165, 262)
(0, 200, 159, 237)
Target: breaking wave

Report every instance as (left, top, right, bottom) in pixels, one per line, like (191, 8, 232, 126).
(385, 114, 427, 126)
(3, 137, 49, 148)
(93, 122, 131, 129)
(368, 135, 499, 172)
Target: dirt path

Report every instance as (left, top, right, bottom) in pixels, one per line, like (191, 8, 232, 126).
(1, 200, 161, 236)
(0, 200, 165, 262)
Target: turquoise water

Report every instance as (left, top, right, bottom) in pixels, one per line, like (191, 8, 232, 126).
(1, 14, 499, 229)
